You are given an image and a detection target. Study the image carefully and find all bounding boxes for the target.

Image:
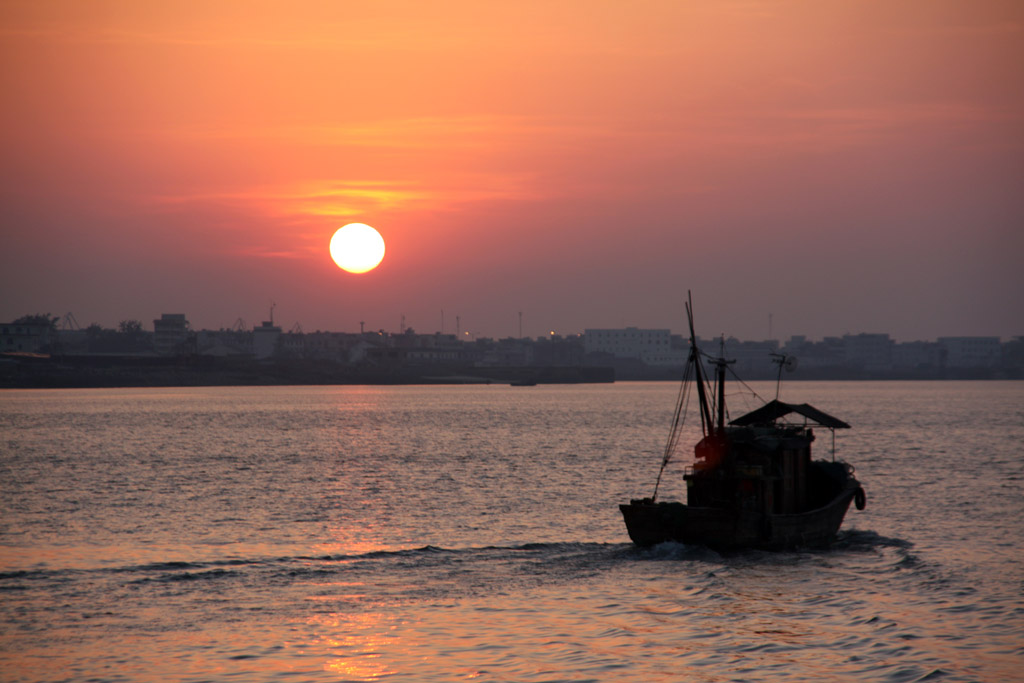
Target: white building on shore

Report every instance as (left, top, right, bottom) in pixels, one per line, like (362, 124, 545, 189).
(152, 314, 189, 355)
(253, 320, 281, 359)
(584, 327, 685, 366)
(938, 336, 1001, 368)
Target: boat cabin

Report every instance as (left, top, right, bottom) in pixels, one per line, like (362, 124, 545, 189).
(684, 400, 850, 516)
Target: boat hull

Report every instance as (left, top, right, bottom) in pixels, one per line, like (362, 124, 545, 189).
(620, 481, 859, 551)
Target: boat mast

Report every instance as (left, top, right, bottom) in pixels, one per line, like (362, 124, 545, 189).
(717, 357, 727, 434)
(706, 354, 734, 436)
(686, 294, 713, 437)
(703, 333, 735, 437)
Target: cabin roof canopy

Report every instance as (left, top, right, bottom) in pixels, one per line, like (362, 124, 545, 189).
(729, 399, 851, 429)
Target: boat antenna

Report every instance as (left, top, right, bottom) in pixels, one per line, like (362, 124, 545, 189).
(770, 353, 798, 400)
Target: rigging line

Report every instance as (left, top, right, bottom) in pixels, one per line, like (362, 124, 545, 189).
(669, 368, 693, 454)
(661, 360, 693, 464)
(725, 364, 766, 405)
(723, 388, 758, 422)
(661, 388, 685, 464)
(652, 360, 693, 501)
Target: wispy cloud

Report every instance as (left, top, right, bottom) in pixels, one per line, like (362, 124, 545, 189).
(153, 179, 429, 221)
(152, 173, 537, 218)
(153, 115, 608, 151)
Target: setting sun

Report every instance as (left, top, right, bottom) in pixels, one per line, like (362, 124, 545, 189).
(329, 223, 385, 274)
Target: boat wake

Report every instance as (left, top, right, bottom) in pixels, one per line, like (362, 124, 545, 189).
(0, 532, 922, 592)
(833, 528, 913, 550)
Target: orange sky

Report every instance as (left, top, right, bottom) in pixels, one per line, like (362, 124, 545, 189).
(2, 0, 1022, 340)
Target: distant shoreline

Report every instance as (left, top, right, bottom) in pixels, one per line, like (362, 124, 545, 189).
(0, 355, 617, 389)
(0, 354, 1017, 389)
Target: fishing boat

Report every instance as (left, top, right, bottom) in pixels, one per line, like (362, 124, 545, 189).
(620, 295, 866, 551)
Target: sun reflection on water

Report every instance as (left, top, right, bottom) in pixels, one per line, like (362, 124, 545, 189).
(309, 611, 403, 681)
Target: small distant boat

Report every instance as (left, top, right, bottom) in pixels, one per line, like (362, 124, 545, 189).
(620, 294, 866, 551)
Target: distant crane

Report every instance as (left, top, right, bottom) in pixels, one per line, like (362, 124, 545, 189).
(289, 322, 303, 334)
(61, 312, 81, 331)
(231, 318, 247, 332)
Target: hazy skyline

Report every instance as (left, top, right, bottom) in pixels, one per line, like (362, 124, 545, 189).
(2, 1, 1022, 343)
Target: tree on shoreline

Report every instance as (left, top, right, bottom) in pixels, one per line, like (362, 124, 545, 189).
(13, 314, 58, 329)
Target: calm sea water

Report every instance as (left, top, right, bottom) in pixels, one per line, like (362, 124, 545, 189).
(1, 381, 1022, 682)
